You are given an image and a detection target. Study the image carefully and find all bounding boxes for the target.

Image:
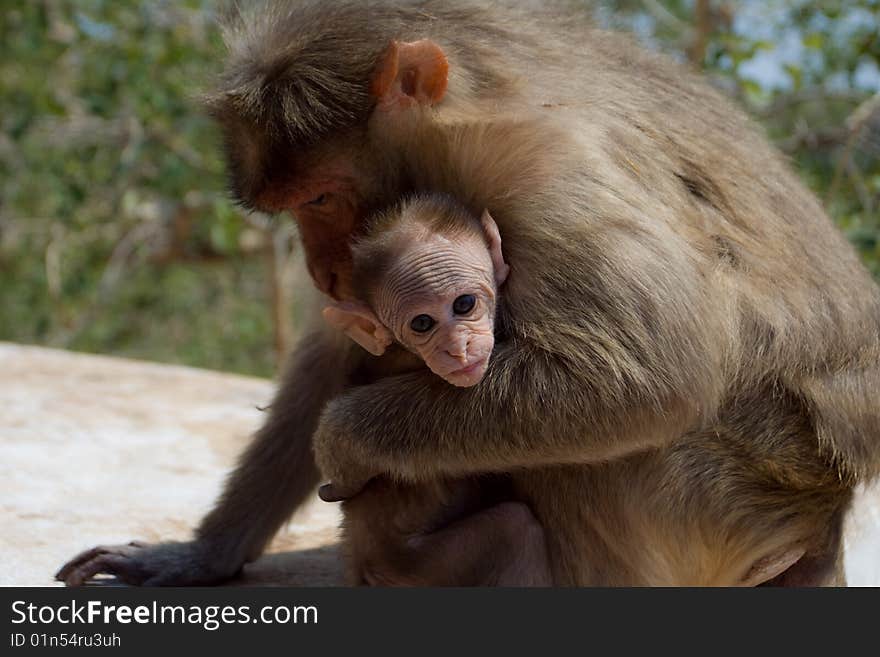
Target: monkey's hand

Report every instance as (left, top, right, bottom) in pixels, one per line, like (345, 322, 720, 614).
(55, 540, 240, 587)
(313, 409, 382, 502)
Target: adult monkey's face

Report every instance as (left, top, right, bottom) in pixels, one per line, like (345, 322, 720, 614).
(266, 40, 450, 300)
(278, 147, 367, 301)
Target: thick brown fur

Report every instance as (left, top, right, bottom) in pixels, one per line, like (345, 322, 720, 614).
(341, 476, 551, 586)
(57, 0, 880, 587)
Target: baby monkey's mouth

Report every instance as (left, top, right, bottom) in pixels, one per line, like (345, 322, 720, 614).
(449, 356, 487, 378)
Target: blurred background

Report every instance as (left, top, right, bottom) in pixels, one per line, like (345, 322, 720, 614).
(1, 0, 878, 378)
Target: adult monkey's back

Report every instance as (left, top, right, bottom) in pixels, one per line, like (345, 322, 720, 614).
(57, 1, 880, 586)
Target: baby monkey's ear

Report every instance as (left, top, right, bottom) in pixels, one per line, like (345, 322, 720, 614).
(480, 209, 510, 287)
(322, 301, 394, 356)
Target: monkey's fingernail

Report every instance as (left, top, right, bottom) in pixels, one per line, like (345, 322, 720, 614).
(318, 483, 342, 503)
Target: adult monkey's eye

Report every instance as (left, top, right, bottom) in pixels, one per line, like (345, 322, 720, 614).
(410, 314, 436, 333)
(306, 193, 328, 206)
(452, 294, 476, 315)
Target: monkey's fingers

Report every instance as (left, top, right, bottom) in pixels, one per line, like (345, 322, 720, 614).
(55, 545, 105, 581)
(318, 480, 367, 502)
(55, 544, 130, 582)
(55, 543, 149, 586)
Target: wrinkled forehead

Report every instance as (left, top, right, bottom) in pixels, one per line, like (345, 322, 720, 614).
(375, 233, 493, 322)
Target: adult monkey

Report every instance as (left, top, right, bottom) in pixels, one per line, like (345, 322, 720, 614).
(57, 0, 880, 586)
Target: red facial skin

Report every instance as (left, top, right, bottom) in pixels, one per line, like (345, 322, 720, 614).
(290, 181, 360, 300)
(259, 157, 366, 301)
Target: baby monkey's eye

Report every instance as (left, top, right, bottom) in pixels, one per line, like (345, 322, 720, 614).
(410, 314, 436, 333)
(452, 294, 476, 315)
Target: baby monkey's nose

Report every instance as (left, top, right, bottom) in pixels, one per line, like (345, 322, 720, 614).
(445, 347, 468, 362)
(445, 333, 470, 361)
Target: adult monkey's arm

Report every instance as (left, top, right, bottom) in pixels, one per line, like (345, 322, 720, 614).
(56, 326, 354, 586)
(316, 216, 727, 500)
(316, 343, 689, 502)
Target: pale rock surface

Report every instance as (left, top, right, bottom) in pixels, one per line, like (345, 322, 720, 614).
(1, 342, 877, 586)
(0, 343, 343, 586)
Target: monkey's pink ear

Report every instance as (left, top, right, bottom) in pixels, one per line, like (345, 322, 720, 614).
(322, 302, 394, 357)
(372, 40, 449, 109)
(480, 209, 510, 287)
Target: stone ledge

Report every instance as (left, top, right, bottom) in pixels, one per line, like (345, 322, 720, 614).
(0, 342, 343, 586)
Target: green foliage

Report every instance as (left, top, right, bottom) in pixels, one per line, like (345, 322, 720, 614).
(1, 1, 878, 375)
(0, 1, 278, 375)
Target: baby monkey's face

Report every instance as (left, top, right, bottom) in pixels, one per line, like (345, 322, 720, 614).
(376, 233, 498, 387)
(322, 207, 509, 388)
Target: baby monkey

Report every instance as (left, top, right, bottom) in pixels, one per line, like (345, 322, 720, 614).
(323, 194, 510, 387)
(323, 195, 550, 586)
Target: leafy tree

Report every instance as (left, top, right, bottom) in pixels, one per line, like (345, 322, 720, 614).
(0, 1, 294, 375)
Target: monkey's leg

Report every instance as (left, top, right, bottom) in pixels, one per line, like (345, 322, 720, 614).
(57, 329, 354, 586)
(363, 502, 552, 587)
(519, 406, 854, 587)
